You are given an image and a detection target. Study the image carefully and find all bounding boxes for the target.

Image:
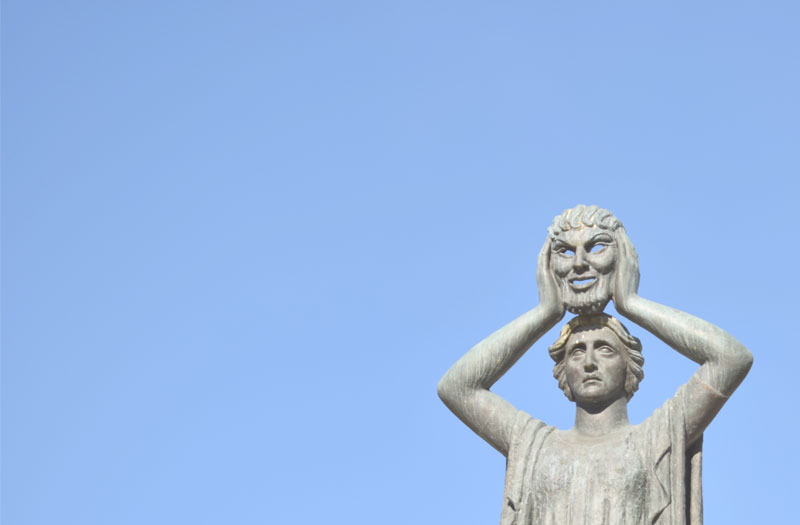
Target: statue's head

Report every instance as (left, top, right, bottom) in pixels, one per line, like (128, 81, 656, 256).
(547, 204, 629, 315)
(549, 314, 644, 404)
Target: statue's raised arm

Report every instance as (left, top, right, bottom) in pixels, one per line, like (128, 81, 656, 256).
(437, 240, 565, 456)
(438, 205, 753, 525)
(611, 228, 752, 445)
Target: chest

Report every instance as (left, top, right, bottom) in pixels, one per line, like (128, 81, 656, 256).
(536, 431, 646, 488)
(530, 430, 649, 523)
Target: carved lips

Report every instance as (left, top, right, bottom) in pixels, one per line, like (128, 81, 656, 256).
(568, 275, 597, 291)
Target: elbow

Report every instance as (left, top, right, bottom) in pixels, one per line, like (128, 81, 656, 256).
(437, 374, 452, 404)
(737, 346, 754, 379)
(438, 360, 483, 408)
(725, 344, 753, 385)
(437, 370, 466, 409)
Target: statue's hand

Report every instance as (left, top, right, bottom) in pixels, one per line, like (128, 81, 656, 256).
(537, 238, 565, 320)
(612, 228, 640, 316)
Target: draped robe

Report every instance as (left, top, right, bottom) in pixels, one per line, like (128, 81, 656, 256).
(500, 376, 726, 525)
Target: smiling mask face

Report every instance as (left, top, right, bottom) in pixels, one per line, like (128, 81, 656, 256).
(550, 226, 617, 314)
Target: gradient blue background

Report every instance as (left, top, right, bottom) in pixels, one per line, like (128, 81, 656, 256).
(3, 1, 798, 523)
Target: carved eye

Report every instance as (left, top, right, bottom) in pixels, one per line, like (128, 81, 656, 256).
(555, 246, 575, 256)
(598, 346, 616, 355)
(588, 243, 606, 254)
(570, 348, 585, 358)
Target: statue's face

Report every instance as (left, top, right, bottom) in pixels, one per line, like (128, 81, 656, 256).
(564, 326, 628, 406)
(551, 226, 617, 314)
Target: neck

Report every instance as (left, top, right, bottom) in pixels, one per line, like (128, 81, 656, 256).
(572, 396, 630, 436)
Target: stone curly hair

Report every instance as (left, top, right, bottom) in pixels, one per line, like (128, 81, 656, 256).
(547, 204, 623, 240)
(548, 313, 644, 401)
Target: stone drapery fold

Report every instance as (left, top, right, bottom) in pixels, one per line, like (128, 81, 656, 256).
(500, 382, 711, 525)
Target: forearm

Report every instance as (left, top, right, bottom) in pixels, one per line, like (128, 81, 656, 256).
(621, 295, 753, 394)
(438, 304, 562, 398)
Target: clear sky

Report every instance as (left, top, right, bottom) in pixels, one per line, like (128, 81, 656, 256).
(3, 1, 798, 524)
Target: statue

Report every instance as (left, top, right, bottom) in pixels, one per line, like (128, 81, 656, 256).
(437, 205, 752, 525)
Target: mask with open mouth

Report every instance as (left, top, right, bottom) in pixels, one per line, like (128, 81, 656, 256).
(550, 225, 617, 315)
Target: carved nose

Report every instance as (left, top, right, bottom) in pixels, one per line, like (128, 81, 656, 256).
(583, 351, 597, 371)
(573, 248, 588, 271)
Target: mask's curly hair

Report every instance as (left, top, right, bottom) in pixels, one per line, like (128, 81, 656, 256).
(549, 314, 644, 401)
(547, 204, 623, 240)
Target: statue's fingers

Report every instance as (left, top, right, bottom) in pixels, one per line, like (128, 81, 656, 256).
(537, 238, 553, 275)
(538, 238, 551, 261)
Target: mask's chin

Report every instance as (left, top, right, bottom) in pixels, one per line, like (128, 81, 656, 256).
(562, 278, 612, 315)
(566, 296, 611, 315)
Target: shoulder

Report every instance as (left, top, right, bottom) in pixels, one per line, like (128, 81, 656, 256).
(507, 410, 554, 456)
(511, 410, 551, 436)
(639, 373, 729, 448)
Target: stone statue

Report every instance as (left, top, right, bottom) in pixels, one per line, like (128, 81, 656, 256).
(438, 205, 752, 525)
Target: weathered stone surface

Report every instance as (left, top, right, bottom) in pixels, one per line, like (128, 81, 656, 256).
(438, 205, 752, 525)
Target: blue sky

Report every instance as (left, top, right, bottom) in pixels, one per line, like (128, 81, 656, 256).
(3, 1, 798, 523)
